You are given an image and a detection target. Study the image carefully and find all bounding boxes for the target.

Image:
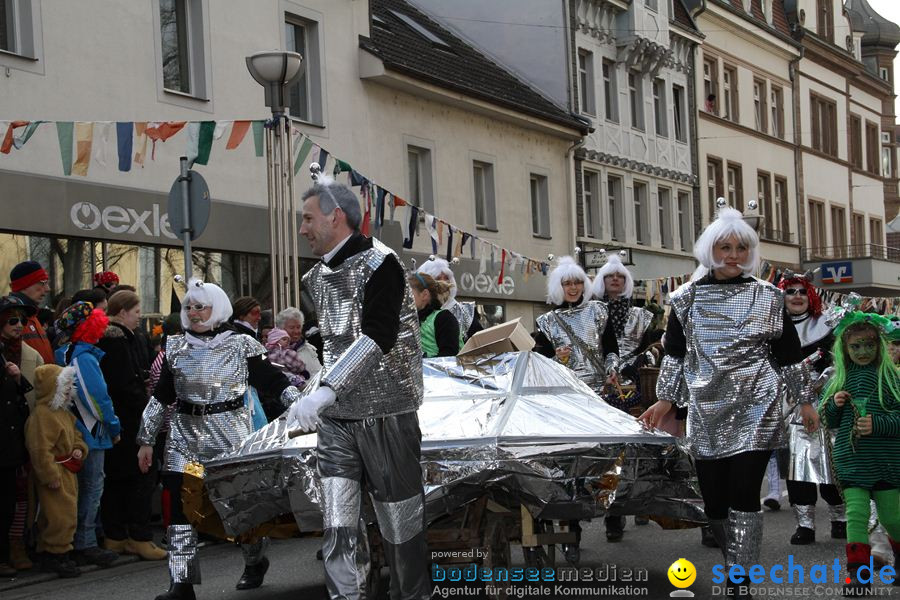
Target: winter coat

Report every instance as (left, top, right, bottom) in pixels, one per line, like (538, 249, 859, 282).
(66, 341, 121, 450)
(97, 322, 149, 477)
(0, 359, 31, 468)
(11, 292, 54, 364)
(25, 365, 88, 486)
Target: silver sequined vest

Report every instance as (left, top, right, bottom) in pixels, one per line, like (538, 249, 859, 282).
(671, 279, 787, 459)
(447, 301, 475, 336)
(535, 300, 610, 393)
(618, 306, 654, 361)
(304, 238, 424, 419)
(166, 332, 265, 405)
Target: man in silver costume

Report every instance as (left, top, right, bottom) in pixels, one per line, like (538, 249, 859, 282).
(288, 174, 429, 600)
(136, 280, 304, 600)
(532, 256, 620, 551)
(776, 272, 846, 545)
(639, 205, 820, 597)
(416, 257, 483, 342)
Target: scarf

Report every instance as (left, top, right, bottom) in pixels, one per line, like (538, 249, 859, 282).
(605, 296, 631, 338)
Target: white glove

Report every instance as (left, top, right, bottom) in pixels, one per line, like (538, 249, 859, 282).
(287, 386, 337, 432)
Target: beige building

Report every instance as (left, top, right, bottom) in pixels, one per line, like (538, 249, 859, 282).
(788, 0, 900, 295)
(695, 0, 803, 268)
(0, 0, 585, 326)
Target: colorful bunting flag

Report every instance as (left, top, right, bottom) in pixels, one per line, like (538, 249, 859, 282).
(226, 120, 251, 150)
(116, 122, 133, 172)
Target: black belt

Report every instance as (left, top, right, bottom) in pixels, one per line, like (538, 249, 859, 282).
(176, 397, 244, 416)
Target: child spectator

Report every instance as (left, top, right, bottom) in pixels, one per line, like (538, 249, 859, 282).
(820, 312, 900, 594)
(56, 302, 120, 568)
(25, 364, 87, 578)
(265, 328, 309, 389)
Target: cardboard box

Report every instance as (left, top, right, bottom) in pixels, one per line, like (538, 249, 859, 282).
(457, 318, 535, 357)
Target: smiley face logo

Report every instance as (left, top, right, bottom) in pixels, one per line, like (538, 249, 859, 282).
(668, 558, 696, 589)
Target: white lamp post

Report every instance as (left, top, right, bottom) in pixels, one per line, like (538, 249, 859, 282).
(246, 50, 304, 314)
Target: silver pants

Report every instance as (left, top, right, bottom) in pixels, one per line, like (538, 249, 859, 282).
(726, 509, 764, 569)
(166, 524, 268, 584)
(317, 413, 430, 600)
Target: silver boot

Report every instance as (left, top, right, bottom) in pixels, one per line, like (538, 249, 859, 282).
(167, 524, 200, 584)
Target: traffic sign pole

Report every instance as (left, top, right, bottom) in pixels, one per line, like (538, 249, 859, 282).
(179, 156, 193, 281)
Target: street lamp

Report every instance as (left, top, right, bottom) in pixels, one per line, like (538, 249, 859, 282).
(246, 50, 304, 314)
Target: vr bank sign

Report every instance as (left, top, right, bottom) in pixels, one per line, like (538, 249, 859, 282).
(821, 261, 853, 284)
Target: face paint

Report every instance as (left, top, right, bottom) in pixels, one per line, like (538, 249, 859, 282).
(845, 331, 879, 366)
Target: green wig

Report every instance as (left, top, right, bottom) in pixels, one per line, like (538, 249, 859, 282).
(821, 311, 900, 416)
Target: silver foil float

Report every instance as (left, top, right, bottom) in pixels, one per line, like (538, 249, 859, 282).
(203, 352, 705, 537)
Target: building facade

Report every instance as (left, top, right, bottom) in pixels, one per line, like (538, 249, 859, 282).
(694, 0, 803, 268)
(0, 0, 585, 326)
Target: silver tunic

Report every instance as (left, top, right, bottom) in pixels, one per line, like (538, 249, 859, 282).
(304, 238, 424, 419)
(535, 300, 617, 394)
(786, 313, 836, 484)
(137, 332, 281, 473)
(668, 279, 789, 459)
(618, 306, 654, 366)
(446, 300, 475, 337)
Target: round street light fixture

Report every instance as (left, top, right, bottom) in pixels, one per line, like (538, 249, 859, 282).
(245, 50, 304, 117)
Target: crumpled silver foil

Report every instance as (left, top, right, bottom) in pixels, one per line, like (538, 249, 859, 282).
(203, 351, 705, 537)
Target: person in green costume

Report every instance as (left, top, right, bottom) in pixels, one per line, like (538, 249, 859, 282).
(407, 273, 460, 358)
(820, 312, 900, 595)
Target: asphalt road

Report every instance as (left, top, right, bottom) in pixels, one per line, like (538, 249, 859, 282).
(2, 492, 897, 600)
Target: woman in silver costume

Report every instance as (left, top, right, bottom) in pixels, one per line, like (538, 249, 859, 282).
(136, 279, 303, 600)
(776, 272, 846, 545)
(639, 206, 819, 591)
(532, 256, 621, 552)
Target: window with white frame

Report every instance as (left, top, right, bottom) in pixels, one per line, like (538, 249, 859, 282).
(880, 67, 890, 82)
(757, 172, 771, 238)
(677, 191, 692, 251)
(722, 65, 738, 122)
(286, 15, 323, 124)
(407, 145, 434, 212)
(634, 181, 648, 245)
(578, 49, 595, 116)
(473, 161, 497, 230)
(602, 59, 618, 122)
(0, 0, 37, 58)
(703, 57, 718, 113)
(658, 187, 672, 248)
(770, 86, 784, 139)
(653, 78, 667, 137)
(727, 164, 743, 211)
(753, 79, 767, 133)
(672, 84, 686, 142)
(583, 170, 601, 238)
(608, 175, 624, 241)
(530, 174, 550, 238)
(870, 217, 883, 246)
(707, 158, 723, 220)
(774, 177, 787, 237)
(160, 0, 207, 97)
(629, 71, 644, 131)
(883, 146, 892, 177)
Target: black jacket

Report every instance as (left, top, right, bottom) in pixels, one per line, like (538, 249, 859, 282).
(418, 304, 460, 358)
(0, 355, 31, 468)
(97, 322, 150, 477)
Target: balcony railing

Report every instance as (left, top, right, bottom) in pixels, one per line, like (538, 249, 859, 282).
(804, 244, 900, 263)
(758, 227, 795, 244)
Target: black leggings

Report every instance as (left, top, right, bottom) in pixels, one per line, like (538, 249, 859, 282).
(695, 450, 772, 520)
(786, 481, 843, 506)
(162, 472, 189, 526)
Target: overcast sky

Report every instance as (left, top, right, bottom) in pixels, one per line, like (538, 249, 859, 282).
(866, 0, 900, 117)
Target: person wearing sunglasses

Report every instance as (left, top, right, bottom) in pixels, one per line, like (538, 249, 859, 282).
(136, 278, 304, 600)
(0, 295, 44, 576)
(775, 272, 846, 546)
(8, 261, 54, 365)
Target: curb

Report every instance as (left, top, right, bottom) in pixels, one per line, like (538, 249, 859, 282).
(0, 555, 141, 592)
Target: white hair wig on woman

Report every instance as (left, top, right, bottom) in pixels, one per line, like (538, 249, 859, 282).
(417, 257, 457, 301)
(592, 254, 634, 299)
(180, 278, 233, 330)
(690, 206, 760, 281)
(546, 256, 591, 307)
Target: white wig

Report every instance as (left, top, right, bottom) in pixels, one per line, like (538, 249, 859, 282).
(180, 278, 233, 330)
(546, 256, 591, 307)
(417, 257, 457, 301)
(691, 207, 760, 281)
(592, 254, 634, 299)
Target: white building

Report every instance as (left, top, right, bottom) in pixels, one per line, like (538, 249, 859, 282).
(0, 0, 586, 325)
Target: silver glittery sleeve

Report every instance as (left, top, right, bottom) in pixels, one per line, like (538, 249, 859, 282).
(656, 355, 686, 407)
(137, 397, 166, 446)
(780, 351, 820, 405)
(320, 334, 384, 399)
(604, 353, 621, 375)
(279, 385, 304, 409)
